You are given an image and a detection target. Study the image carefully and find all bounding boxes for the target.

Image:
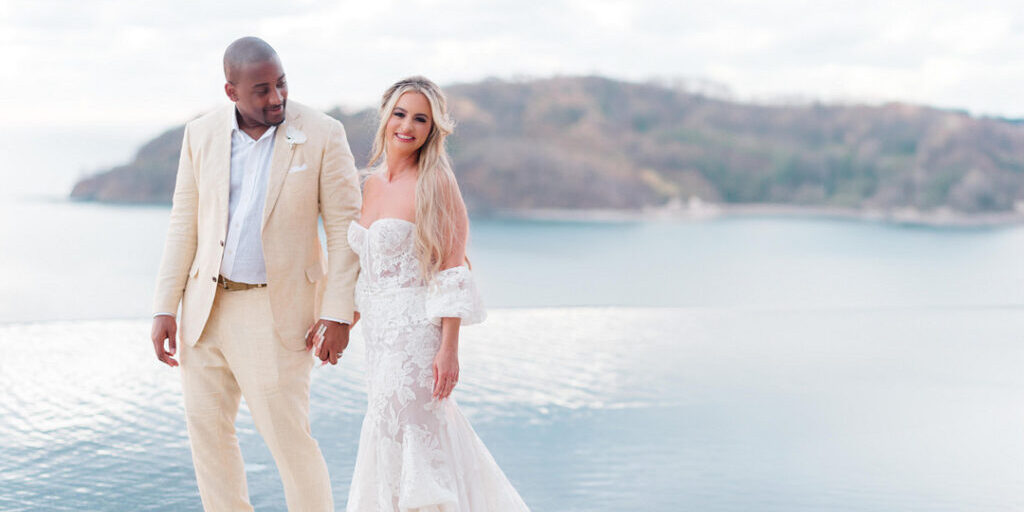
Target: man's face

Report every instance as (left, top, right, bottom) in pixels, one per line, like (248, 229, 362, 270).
(225, 58, 287, 127)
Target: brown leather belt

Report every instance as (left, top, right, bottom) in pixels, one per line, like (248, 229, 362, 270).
(217, 275, 268, 291)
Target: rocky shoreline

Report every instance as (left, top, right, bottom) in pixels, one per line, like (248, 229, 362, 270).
(496, 202, 1024, 227)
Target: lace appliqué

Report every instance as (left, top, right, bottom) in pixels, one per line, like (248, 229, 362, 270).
(425, 266, 486, 326)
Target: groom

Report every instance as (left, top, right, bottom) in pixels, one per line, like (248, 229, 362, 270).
(149, 37, 361, 511)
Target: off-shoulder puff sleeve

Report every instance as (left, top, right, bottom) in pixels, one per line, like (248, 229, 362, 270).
(424, 266, 486, 326)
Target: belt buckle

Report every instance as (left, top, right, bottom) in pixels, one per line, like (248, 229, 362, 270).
(217, 275, 265, 291)
(217, 275, 237, 291)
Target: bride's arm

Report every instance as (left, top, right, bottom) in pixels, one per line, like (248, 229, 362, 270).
(433, 317, 461, 400)
(433, 192, 470, 400)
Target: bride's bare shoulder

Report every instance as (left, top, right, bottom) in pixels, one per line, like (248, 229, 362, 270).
(363, 172, 384, 188)
(362, 172, 386, 198)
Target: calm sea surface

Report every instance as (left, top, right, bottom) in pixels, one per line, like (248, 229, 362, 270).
(2, 191, 1024, 510)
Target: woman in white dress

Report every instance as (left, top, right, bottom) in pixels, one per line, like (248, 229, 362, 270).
(338, 76, 530, 511)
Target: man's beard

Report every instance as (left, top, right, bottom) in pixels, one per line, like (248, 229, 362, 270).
(264, 100, 287, 126)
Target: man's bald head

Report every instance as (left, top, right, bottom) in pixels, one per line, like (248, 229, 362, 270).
(223, 37, 280, 82)
(222, 37, 288, 130)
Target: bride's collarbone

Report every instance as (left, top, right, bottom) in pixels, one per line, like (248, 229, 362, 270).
(359, 206, 416, 229)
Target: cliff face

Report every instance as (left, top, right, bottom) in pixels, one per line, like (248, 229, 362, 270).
(71, 76, 1024, 214)
(71, 126, 184, 203)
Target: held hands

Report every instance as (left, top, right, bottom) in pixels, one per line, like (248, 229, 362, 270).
(306, 319, 350, 365)
(432, 346, 459, 400)
(151, 315, 179, 367)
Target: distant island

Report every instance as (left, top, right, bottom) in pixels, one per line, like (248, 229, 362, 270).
(71, 76, 1024, 223)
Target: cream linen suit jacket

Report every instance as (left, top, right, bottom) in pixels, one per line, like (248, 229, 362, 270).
(152, 101, 362, 350)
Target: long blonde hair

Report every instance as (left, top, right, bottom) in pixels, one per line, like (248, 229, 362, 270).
(368, 76, 462, 279)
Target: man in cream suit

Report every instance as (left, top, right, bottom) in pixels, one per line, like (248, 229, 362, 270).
(149, 37, 360, 511)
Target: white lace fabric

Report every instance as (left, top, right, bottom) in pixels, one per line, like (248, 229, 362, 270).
(346, 219, 528, 512)
(425, 266, 486, 326)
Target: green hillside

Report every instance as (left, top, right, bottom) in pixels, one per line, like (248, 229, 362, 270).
(71, 76, 1024, 214)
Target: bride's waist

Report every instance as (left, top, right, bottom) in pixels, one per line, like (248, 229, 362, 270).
(356, 283, 427, 298)
(355, 284, 433, 321)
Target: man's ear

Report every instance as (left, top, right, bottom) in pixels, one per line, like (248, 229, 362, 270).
(224, 82, 238, 102)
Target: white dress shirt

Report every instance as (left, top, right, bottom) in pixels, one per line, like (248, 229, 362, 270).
(220, 114, 276, 284)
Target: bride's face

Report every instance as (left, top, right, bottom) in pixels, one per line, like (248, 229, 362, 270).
(385, 91, 433, 156)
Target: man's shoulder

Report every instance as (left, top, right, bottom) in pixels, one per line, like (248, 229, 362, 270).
(290, 101, 342, 132)
(185, 105, 233, 135)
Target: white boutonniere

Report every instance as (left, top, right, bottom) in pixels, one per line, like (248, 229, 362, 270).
(286, 126, 307, 149)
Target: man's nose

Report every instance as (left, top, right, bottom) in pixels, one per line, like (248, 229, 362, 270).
(270, 87, 284, 105)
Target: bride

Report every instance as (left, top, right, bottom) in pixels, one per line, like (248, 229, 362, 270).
(333, 76, 530, 511)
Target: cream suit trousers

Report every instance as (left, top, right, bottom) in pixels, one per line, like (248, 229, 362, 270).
(180, 286, 332, 511)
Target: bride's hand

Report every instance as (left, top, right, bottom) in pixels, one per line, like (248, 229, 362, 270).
(432, 346, 459, 400)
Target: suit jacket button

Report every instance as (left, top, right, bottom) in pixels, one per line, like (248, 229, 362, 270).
(220, 240, 225, 246)
(212, 277, 217, 282)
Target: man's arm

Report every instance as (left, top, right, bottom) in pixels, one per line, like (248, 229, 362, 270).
(308, 119, 361, 365)
(318, 119, 361, 322)
(151, 124, 200, 367)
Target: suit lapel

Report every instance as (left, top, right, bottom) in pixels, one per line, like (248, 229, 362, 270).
(213, 106, 234, 237)
(262, 107, 301, 231)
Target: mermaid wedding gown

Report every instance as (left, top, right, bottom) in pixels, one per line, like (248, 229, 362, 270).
(345, 218, 530, 512)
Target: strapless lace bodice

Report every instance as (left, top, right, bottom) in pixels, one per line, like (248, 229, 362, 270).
(348, 218, 427, 290)
(347, 218, 485, 326)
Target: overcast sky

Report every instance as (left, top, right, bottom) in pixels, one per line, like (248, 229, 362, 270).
(4, 0, 1024, 130)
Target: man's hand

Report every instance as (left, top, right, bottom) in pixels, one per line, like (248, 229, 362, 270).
(151, 315, 179, 367)
(305, 319, 349, 365)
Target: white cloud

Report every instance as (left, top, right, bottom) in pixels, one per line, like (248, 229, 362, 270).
(2, 0, 1024, 129)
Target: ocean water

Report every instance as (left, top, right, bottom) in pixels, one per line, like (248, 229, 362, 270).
(2, 308, 1022, 511)
(2, 194, 1024, 510)
(3, 196, 1024, 322)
